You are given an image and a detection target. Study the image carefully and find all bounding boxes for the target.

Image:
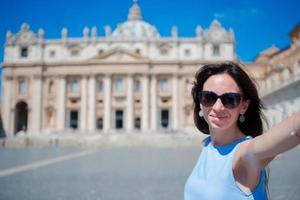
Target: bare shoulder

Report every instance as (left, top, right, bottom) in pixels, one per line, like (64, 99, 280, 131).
(236, 137, 275, 168)
(199, 136, 209, 151)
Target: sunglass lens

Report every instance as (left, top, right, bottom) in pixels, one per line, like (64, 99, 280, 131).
(221, 93, 241, 109)
(200, 91, 218, 107)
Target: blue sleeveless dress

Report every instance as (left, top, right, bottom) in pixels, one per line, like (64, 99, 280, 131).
(184, 136, 268, 200)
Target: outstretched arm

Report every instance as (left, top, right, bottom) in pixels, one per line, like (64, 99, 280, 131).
(249, 110, 300, 162)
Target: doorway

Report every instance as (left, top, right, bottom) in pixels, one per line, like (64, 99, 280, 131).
(161, 109, 169, 128)
(69, 110, 79, 129)
(115, 110, 123, 129)
(14, 101, 28, 134)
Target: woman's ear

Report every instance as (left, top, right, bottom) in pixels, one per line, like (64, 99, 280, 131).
(241, 99, 250, 114)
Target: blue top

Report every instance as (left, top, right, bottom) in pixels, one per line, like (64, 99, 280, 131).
(184, 136, 268, 200)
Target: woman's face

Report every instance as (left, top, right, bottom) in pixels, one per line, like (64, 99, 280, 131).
(201, 73, 249, 132)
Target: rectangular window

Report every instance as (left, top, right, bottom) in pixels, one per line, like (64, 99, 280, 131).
(49, 50, 56, 58)
(115, 78, 124, 93)
(20, 47, 28, 58)
(97, 80, 104, 93)
(160, 48, 168, 56)
(213, 45, 220, 56)
(71, 49, 79, 56)
(134, 80, 141, 92)
(18, 79, 26, 95)
(70, 79, 79, 94)
(184, 49, 191, 56)
(160, 79, 168, 93)
(135, 49, 141, 54)
(98, 49, 103, 55)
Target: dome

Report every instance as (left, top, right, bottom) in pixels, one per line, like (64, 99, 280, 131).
(111, 1, 160, 39)
(112, 21, 160, 38)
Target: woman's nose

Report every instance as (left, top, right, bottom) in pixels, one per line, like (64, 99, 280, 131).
(212, 98, 225, 111)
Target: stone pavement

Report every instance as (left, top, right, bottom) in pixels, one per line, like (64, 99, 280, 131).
(0, 129, 205, 149)
(0, 145, 299, 200)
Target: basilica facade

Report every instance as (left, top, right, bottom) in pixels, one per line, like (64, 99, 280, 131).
(1, 1, 235, 136)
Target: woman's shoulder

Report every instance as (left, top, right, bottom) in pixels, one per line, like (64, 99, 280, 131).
(194, 137, 209, 154)
(200, 136, 211, 148)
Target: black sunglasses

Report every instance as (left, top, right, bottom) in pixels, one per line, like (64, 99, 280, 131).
(198, 91, 243, 109)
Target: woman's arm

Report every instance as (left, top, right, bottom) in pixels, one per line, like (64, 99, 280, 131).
(233, 111, 300, 190)
(249, 110, 300, 161)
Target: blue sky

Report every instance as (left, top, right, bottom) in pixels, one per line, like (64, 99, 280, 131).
(0, 0, 299, 63)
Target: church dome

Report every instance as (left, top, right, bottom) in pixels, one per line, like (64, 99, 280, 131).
(111, 1, 160, 39)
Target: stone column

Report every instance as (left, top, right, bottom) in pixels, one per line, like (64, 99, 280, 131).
(57, 76, 66, 130)
(104, 75, 111, 132)
(141, 75, 149, 131)
(150, 75, 157, 130)
(126, 75, 134, 131)
(172, 74, 179, 130)
(32, 75, 43, 132)
(80, 76, 88, 131)
(178, 76, 184, 129)
(2, 76, 12, 136)
(88, 75, 96, 131)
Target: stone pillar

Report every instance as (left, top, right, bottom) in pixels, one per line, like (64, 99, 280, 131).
(142, 75, 149, 131)
(150, 75, 157, 130)
(104, 75, 111, 132)
(88, 75, 96, 131)
(126, 75, 134, 131)
(80, 76, 88, 131)
(57, 76, 66, 130)
(2, 76, 12, 136)
(172, 74, 179, 130)
(32, 75, 43, 132)
(178, 76, 185, 129)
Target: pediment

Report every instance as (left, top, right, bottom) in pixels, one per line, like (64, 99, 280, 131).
(89, 47, 148, 62)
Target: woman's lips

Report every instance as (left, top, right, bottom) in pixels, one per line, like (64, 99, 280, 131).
(210, 115, 227, 120)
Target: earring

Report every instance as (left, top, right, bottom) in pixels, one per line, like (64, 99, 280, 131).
(239, 114, 245, 123)
(198, 110, 204, 117)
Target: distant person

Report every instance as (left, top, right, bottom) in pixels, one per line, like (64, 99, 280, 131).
(184, 62, 300, 200)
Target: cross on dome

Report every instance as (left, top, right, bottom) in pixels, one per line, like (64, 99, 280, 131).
(128, 0, 142, 21)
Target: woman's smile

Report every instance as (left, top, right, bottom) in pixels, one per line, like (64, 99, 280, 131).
(209, 114, 228, 121)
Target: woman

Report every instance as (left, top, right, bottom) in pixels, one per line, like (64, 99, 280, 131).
(184, 62, 300, 200)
